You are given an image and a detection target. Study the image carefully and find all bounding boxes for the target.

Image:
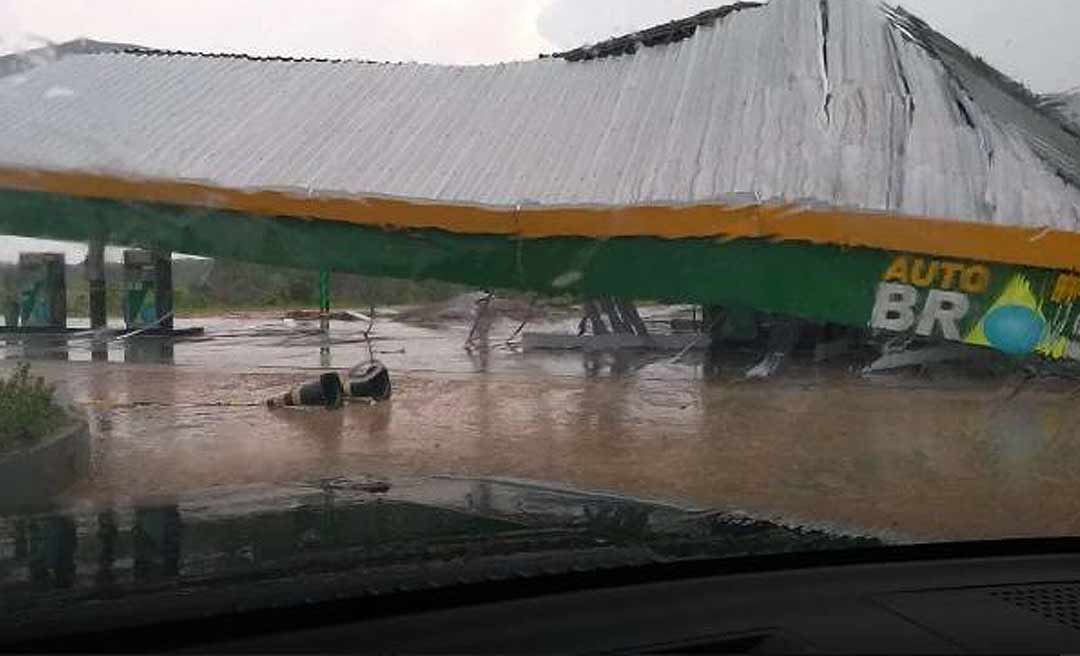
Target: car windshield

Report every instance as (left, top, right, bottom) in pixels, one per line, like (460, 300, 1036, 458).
(2, 0, 1080, 625)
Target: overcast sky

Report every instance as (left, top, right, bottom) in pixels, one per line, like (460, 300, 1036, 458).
(2, 0, 1079, 261)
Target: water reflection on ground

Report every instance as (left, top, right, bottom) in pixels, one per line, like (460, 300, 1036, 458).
(0, 476, 876, 647)
(1, 482, 519, 599)
(3, 312, 1080, 542)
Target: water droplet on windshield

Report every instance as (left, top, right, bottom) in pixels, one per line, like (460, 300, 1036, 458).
(43, 86, 75, 99)
(551, 270, 583, 288)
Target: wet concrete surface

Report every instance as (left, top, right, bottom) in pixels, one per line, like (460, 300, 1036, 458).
(4, 308, 1080, 542)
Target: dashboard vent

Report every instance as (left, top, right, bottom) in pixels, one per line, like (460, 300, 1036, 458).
(991, 584, 1080, 631)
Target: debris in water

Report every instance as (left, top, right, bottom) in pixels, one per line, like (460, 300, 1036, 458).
(267, 361, 392, 410)
(267, 372, 345, 410)
(320, 477, 392, 494)
(346, 360, 392, 402)
(283, 309, 372, 322)
(746, 319, 800, 379)
(745, 352, 786, 379)
(464, 292, 495, 351)
(862, 342, 997, 374)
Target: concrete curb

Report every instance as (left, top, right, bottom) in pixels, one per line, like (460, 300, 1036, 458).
(0, 410, 90, 515)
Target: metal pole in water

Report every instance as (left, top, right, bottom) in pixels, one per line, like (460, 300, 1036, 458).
(87, 240, 107, 331)
(87, 240, 108, 361)
(319, 268, 331, 367)
(153, 250, 174, 332)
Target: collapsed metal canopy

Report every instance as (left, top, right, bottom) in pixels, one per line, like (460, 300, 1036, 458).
(0, 0, 1078, 234)
(1043, 90, 1080, 132)
(3, 1, 1080, 364)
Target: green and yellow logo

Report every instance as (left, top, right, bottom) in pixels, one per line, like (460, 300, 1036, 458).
(965, 275, 1047, 356)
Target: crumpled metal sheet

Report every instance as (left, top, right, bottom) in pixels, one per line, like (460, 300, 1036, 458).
(0, 0, 1077, 230)
(1042, 90, 1080, 132)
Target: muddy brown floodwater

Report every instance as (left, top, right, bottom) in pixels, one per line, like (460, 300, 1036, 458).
(4, 310, 1080, 543)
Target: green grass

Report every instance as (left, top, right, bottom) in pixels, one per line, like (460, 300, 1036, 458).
(59, 278, 471, 318)
(4, 259, 479, 322)
(0, 363, 63, 453)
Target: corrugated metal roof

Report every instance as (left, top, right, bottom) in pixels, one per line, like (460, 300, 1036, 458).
(0, 0, 1078, 231)
(549, 2, 763, 61)
(0, 39, 139, 78)
(1043, 90, 1080, 131)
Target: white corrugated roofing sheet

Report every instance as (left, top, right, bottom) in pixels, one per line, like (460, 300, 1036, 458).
(1052, 91, 1080, 129)
(0, 0, 1078, 230)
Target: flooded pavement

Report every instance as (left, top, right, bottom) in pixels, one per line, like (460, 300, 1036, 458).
(4, 308, 1080, 543)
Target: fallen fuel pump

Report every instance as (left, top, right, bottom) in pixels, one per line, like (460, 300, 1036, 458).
(267, 361, 392, 410)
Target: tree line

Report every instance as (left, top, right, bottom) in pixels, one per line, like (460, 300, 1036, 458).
(0, 258, 467, 317)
